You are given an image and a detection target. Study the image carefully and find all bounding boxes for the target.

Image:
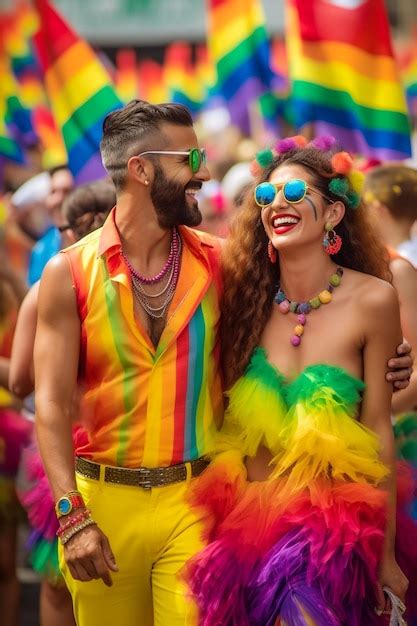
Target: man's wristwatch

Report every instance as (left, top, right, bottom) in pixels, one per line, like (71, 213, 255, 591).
(55, 490, 85, 519)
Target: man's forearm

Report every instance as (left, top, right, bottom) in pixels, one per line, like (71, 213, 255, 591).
(36, 401, 77, 500)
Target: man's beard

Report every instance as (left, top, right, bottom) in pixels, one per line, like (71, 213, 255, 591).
(150, 164, 202, 229)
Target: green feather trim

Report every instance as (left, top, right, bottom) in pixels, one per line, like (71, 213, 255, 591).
(226, 348, 288, 456)
(285, 363, 364, 415)
(244, 347, 286, 389)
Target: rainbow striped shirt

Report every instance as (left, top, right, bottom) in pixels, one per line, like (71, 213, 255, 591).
(64, 209, 224, 468)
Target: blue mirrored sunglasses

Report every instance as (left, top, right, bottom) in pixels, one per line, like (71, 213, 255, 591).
(254, 179, 332, 207)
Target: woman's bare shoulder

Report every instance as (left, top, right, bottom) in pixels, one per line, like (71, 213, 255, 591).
(342, 267, 398, 315)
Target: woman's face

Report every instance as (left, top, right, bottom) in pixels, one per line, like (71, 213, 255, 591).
(260, 163, 330, 253)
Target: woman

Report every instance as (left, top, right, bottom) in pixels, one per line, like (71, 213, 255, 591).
(185, 137, 415, 625)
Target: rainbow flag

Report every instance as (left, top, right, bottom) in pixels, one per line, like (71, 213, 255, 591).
(399, 40, 417, 118)
(164, 42, 204, 115)
(195, 44, 217, 105)
(33, 105, 67, 169)
(138, 60, 169, 103)
(206, 0, 279, 134)
(271, 38, 289, 94)
(0, 100, 24, 164)
(0, 28, 36, 154)
(4, 2, 46, 109)
(115, 49, 138, 104)
(286, 0, 411, 160)
(32, 0, 122, 183)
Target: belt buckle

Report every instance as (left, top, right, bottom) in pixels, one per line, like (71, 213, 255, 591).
(138, 468, 152, 490)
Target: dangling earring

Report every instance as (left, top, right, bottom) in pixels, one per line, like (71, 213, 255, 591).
(268, 240, 277, 263)
(323, 223, 342, 255)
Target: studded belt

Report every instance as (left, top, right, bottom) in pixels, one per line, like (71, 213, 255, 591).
(75, 456, 209, 490)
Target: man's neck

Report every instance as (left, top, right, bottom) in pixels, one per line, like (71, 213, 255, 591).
(115, 193, 173, 275)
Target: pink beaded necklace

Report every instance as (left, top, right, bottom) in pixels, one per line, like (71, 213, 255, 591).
(122, 228, 179, 285)
(122, 228, 182, 320)
(275, 267, 343, 346)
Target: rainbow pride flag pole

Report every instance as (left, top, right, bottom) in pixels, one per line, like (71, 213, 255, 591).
(286, 0, 411, 160)
(32, 0, 122, 183)
(206, 0, 279, 134)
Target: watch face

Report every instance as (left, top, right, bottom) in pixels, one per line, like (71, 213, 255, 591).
(58, 498, 72, 516)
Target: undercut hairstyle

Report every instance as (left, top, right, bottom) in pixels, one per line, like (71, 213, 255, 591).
(100, 100, 194, 191)
(365, 165, 417, 222)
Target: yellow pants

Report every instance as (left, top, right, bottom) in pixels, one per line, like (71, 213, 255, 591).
(59, 468, 205, 626)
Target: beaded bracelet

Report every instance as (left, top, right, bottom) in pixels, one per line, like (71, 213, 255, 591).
(60, 517, 97, 546)
(56, 508, 91, 537)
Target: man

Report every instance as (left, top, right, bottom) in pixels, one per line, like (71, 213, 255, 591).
(28, 164, 74, 285)
(35, 100, 222, 626)
(34, 100, 412, 626)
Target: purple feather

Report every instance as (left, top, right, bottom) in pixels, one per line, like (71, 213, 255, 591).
(249, 529, 341, 626)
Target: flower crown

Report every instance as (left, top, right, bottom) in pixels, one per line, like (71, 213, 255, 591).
(250, 135, 364, 210)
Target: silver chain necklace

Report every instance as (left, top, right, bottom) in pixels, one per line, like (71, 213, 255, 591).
(129, 236, 182, 320)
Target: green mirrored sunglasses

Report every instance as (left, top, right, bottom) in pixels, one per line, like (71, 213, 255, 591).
(138, 148, 207, 174)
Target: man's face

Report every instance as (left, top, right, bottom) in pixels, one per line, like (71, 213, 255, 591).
(46, 169, 74, 226)
(148, 124, 210, 229)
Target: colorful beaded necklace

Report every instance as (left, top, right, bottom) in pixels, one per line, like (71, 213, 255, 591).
(275, 267, 343, 346)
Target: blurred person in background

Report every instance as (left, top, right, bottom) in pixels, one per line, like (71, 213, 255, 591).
(0, 228, 31, 626)
(9, 180, 115, 626)
(365, 165, 417, 415)
(221, 161, 253, 213)
(197, 180, 229, 237)
(28, 165, 74, 286)
(365, 165, 417, 268)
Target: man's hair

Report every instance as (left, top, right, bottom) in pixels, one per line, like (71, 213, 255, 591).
(100, 100, 193, 191)
(48, 164, 70, 177)
(365, 165, 417, 222)
(62, 179, 116, 238)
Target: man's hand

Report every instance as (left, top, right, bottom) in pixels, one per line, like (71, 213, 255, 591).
(64, 524, 118, 587)
(387, 341, 414, 391)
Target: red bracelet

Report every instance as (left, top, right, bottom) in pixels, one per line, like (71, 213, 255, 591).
(56, 508, 91, 537)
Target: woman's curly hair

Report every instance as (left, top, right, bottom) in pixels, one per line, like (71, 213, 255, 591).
(221, 146, 392, 387)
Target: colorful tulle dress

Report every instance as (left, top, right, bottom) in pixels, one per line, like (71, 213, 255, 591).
(186, 347, 417, 626)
